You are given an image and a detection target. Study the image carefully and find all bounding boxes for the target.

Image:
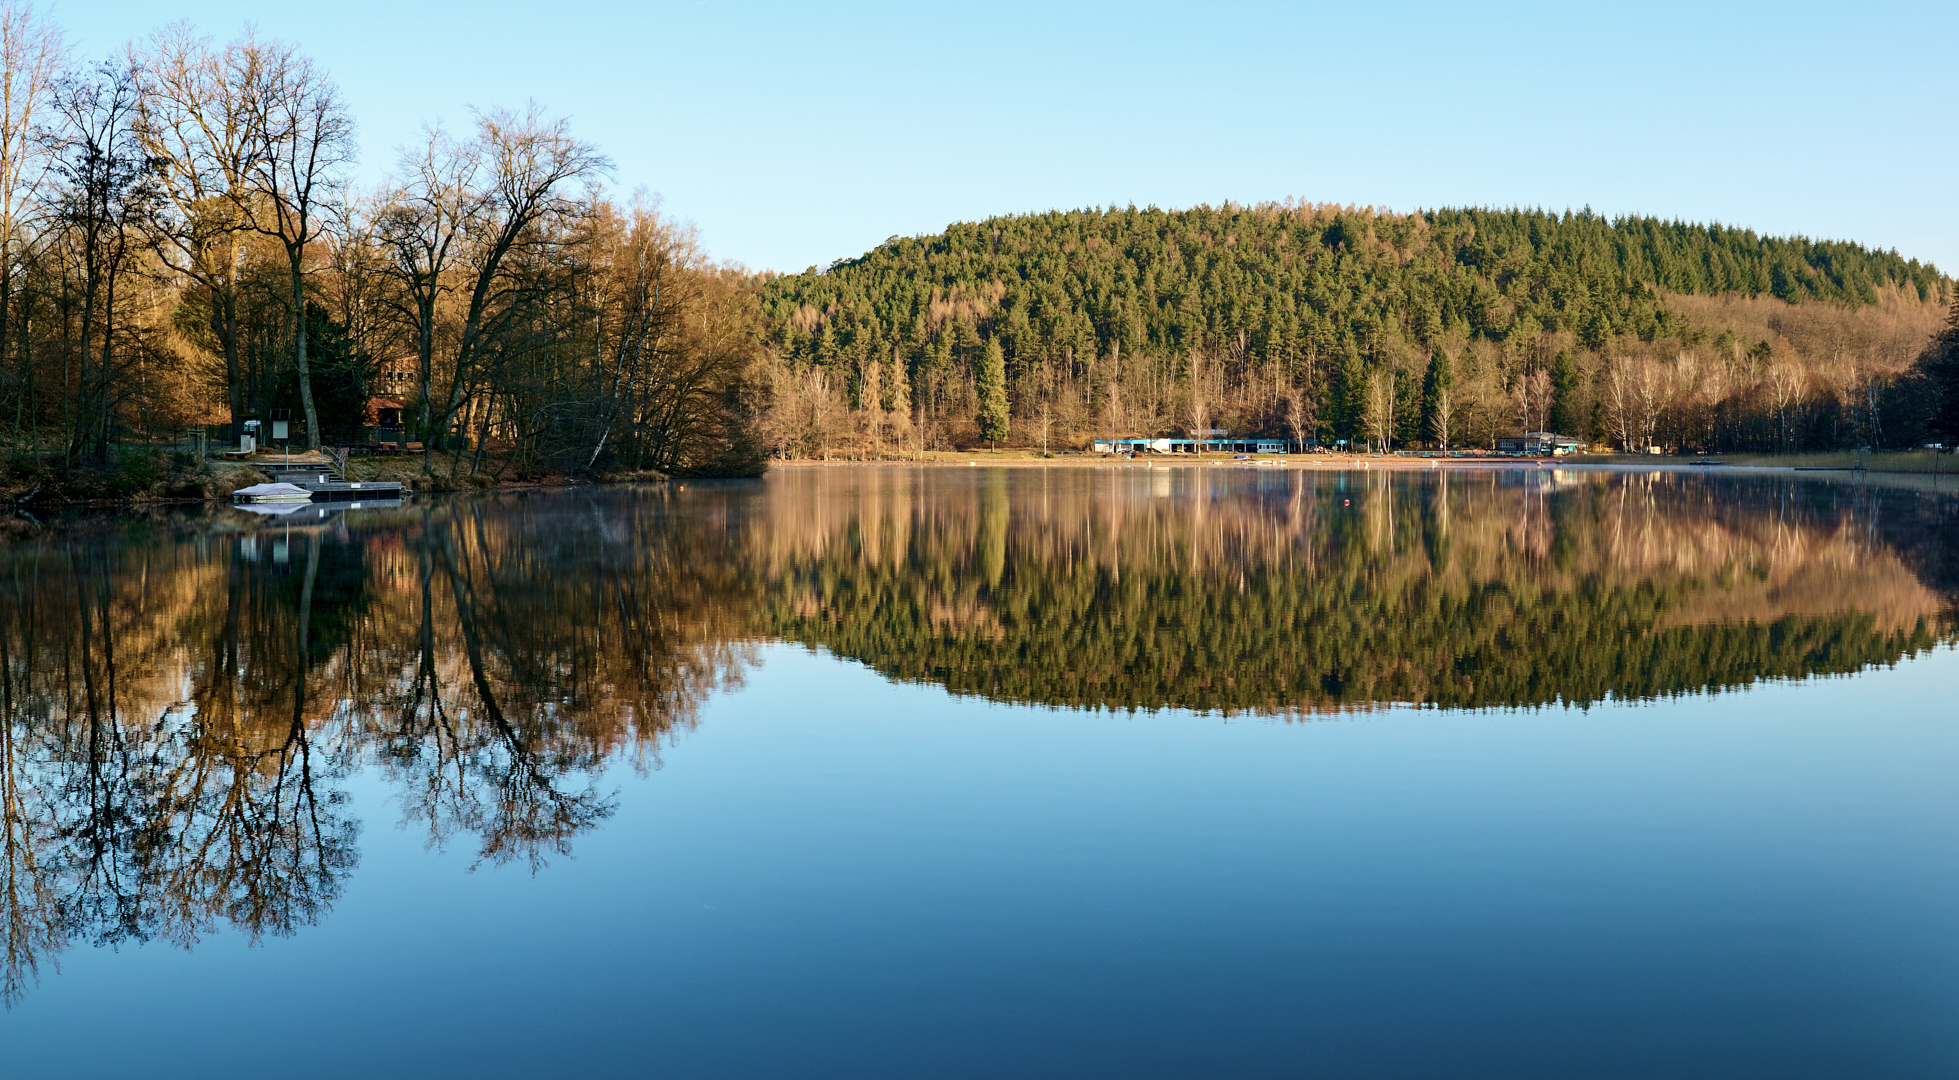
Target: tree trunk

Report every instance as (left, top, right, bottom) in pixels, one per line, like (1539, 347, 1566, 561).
(222, 266, 242, 439)
(291, 254, 319, 451)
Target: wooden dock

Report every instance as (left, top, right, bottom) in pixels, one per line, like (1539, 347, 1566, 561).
(252, 464, 405, 502)
(292, 480, 406, 502)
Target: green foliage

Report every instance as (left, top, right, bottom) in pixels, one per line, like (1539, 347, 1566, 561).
(1547, 349, 1579, 434)
(273, 304, 372, 440)
(760, 203, 1947, 400)
(976, 337, 1009, 442)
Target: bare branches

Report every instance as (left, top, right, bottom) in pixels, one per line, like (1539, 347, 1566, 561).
(374, 105, 608, 471)
(0, 1, 62, 252)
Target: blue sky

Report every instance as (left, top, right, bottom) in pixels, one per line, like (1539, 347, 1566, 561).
(63, 0, 1959, 276)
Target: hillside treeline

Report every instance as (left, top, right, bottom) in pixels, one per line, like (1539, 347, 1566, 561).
(0, 5, 762, 490)
(756, 203, 1955, 457)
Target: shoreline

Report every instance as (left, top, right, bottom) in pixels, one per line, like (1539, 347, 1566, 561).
(766, 452, 1959, 490)
(770, 452, 1945, 472)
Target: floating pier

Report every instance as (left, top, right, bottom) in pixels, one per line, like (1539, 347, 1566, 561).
(242, 463, 407, 503)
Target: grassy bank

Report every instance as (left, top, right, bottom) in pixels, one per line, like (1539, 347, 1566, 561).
(0, 448, 272, 506)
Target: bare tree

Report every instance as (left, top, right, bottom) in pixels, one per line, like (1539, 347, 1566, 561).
(885, 346, 914, 459)
(1511, 365, 1551, 436)
(248, 46, 353, 450)
(1185, 349, 1214, 454)
(46, 58, 157, 463)
(582, 195, 687, 472)
(131, 23, 272, 435)
(378, 105, 606, 472)
(859, 348, 882, 457)
(1429, 378, 1453, 450)
(0, 1, 59, 444)
(1283, 386, 1310, 452)
(1765, 357, 1805, 452)
(1364, 367, 1394, 452)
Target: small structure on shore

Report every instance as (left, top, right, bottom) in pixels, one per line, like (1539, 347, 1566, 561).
(1497, 432, 1586, 456)
(1092, 436, 1291, 455)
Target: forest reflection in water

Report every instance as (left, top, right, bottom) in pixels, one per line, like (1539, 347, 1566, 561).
(0, 465, 1954, 1006)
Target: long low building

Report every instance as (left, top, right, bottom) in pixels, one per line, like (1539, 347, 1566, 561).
(1092, 437, 1292, 454)
(1497, 432, 1587, 455)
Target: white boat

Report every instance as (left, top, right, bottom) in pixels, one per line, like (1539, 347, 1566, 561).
(232, 482, 314, 503)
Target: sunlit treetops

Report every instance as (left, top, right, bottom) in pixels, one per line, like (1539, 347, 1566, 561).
(763, 204, 1949, 368)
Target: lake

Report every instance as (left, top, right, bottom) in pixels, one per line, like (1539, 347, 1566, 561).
(3, 464, 1957, 1078)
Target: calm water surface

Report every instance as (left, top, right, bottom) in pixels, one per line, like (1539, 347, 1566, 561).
(3, 465, 1958, 1078)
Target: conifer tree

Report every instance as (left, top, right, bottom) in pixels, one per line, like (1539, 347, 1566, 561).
(1334, 345, 1367, 447)
(1547, 350, 1579, 434)
(1923, 292, 1959, 443)
(976, 337, 1010, 444)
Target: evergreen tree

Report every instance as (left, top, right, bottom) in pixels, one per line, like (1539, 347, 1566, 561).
(1921, 293, 1959, 443)
(976, 337, 1010, 444)
(1333, 342, 1366, 447)
(1547, 349, 1580, 434)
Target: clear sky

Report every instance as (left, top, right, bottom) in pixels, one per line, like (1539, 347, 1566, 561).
(61, 0, 1959, 277)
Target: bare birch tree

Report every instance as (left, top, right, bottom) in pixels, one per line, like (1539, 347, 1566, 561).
(1765, 357, 1805, 452)
(1364, 367, 1394, 452)
(1429, 378, 1453, 449)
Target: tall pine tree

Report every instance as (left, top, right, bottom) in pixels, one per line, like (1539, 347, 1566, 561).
(1547, 350, 1580, 435)
(976, 337, 1010, 444)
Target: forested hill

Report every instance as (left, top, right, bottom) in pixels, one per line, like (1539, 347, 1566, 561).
(754, 204, 1955, 456)
(766, 205, 1944, 360)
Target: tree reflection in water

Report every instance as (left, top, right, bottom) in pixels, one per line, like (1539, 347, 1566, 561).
(758, 467, 1957, 713)
(0, 468, 1953, 1005)
(0, 488, 756, 1005)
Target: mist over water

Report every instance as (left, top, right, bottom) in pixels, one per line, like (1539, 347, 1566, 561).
(3, 467, 1957, 1078)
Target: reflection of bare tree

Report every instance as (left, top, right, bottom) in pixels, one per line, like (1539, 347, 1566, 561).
(0, 490, 758, 1004)
(367, 494, 754, 870)
(0, 535, 359, 1006)
(376, 504, 615, 872)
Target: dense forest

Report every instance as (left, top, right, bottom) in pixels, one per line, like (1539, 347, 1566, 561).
(0, 5, 763, 498)
(755, 204, 1957, 457)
